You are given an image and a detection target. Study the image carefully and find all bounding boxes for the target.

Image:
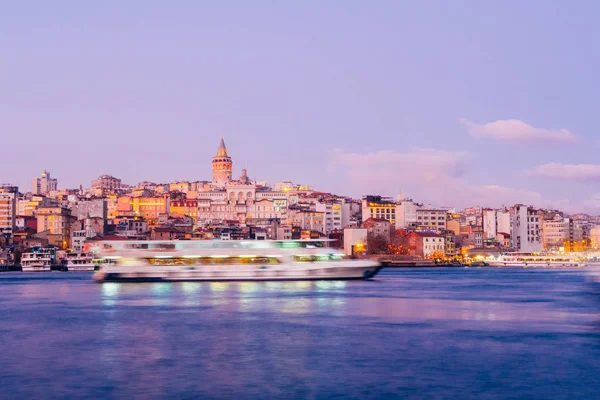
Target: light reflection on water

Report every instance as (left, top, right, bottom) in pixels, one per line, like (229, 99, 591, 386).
(1, 268, 600, 399)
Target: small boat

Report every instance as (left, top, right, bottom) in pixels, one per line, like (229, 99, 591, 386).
(92, 239, 382, 282)
(487, 252, 585, 268)
(61, 253, 95, 272)
(21, 247, 55, 272)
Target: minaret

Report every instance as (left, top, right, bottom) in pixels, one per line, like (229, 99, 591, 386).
(212, 136, 232, 186)
(240, 168, 249, 184)
(85, 213, 94, 238)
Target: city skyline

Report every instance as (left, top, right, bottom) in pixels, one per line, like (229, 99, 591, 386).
(2, 2, 600, 212)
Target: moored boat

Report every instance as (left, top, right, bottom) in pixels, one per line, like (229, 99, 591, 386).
(61, 252, 95, 272)
(92, 239, 382, 282)
(21, 247, 56, 272)
(487, 252, 585, 268)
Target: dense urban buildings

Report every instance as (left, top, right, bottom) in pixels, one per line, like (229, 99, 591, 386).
(2, 137, 600, 258)
(32, 170, 58, 195)
(0, 185, 18, 243)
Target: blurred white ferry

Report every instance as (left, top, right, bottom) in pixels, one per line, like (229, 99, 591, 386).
(92, 240, 381, 282)
(488, 252, 585, 268)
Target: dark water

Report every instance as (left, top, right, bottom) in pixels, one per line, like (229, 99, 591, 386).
(1, 268, 600, 399)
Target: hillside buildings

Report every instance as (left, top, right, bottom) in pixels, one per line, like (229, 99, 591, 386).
(92, 175, 122, 194)
(511, 205, 542, 253)
(4, 137, 600, 258)
(32, 170, 58, 195)
(0, 185, 18, 242)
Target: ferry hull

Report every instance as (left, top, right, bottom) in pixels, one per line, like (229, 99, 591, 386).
(488, 262, 585, 268)
(93, 262, 382, 282)
(21, 266, 52, 272)
(65, 264, 96, 272)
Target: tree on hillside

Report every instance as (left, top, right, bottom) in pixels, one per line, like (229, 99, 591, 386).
(429, 250, 446, 262)
(387, 243, 409, 255)
(367, 233, 388, 255)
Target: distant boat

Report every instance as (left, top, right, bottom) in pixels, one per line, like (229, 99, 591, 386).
(487, 252, 585, 268)
(92, 239, 382, 282)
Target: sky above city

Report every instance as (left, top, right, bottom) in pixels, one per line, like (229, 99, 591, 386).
(2, 1, 600, 213)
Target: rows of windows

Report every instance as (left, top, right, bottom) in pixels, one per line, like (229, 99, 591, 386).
(108, 254, 345, 266)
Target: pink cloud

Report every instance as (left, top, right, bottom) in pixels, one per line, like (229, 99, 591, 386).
(328, 148, 600, 213)
(328, 148, 468, 185)
(459, 118, 576, 144)
(526, 163, 600, 181)
(328, 148, 541, 209)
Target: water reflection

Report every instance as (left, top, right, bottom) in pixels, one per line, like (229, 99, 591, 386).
(102, 282, 121, 307)
(1, 269, 599, 398)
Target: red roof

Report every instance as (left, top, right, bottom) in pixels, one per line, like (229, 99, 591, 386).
(153, 227, 183, 233)
(88, 235, 129, 241)
(363, 217, 390, 223)
(414, 231, 442, 238)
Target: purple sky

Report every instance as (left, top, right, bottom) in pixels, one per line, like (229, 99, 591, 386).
(2, 1, 600, 213)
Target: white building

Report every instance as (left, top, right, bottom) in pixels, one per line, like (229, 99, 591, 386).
(511, 205, 542, 252)
(395, 199, 420, 229)
(0, 185, 18, 238)
(314, 198, 350, 234)
(415, 208, 447, 232)
(344, 228, 367, 256)
(420, 232, 446, 258)
(32, 170, 58, 195)
(482, 209, 511, 239)
(542, 216, 569, 250)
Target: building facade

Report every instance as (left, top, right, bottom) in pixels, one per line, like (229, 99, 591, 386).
(482, 209, 511, 239)
(362, 195, 396, 225)
(37, 206, 74, 249)
(92, 175, 122, 193)
(511, 205, 542, 253)
(416, 209, 447, 232)
(32, 170, 58, 195)
(395, 199, 420, 229)
(0, 185, 18, 241)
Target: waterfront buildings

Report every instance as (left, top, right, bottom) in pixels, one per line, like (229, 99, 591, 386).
(362, 195, 396, 225)
(395, 199, 420, 230)
(362, 217, 392, 244)
(399, 231, 445, 258)
(542, 216, 584, 251)
(0, 185, 18, 242)
(364, 196, 448, 233)
(511, 205, 542, 253)
(482, 209, 511, 239)
(4, 137, 600, 258)
(32, 170, 58, 195)
(591, 227, 600, 249)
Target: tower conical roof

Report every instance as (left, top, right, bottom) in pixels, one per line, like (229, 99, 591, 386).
(215, 137, 229, 158)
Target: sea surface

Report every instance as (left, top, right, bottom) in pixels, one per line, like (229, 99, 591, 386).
(1, 267, 600, 399)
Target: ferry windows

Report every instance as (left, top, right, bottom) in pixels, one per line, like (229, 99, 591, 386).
(152, 243, 176, 250)
(126, 243, 149, 249)
(143, 256, 281, 265)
